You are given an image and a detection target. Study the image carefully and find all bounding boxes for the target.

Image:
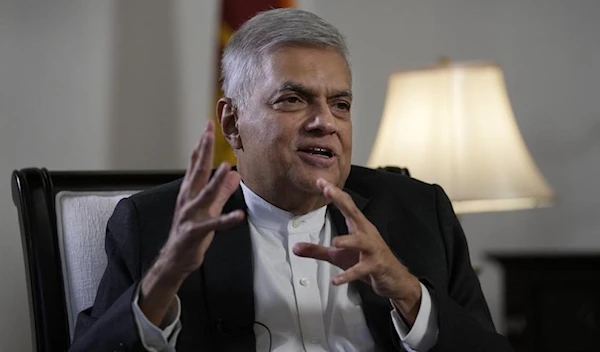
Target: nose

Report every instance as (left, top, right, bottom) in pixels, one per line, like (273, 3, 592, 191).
(304, 102, 338, 135)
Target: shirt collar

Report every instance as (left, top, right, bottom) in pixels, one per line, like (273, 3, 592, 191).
(240, 181, 327, 233)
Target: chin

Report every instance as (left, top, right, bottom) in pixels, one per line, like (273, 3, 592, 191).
(294, 168, 340, 192)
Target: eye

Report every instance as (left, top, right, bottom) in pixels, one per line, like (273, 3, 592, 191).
(284, 96, 301, 104)
(274, 95, 303, 105)
(272, 95, 306, 111)
(335, 102, 351, 111)
(332, 100, 351, 112)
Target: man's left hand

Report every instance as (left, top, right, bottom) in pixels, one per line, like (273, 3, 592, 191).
(293, 178, 422, 325)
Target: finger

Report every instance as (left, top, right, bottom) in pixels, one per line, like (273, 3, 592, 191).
(292, 242, 332, 262)
(316, 178, 365, 232)
(194, 165, 241, 211)
(199, 161, 230, 202)
(331, 234, 369, 251)
(190, 120, 216, 194)
(333, 263, 370, 285)
(187, 209, 245, 236)
(178, 127, 210, 207)
(212, 170, 242, 210)
(183, 125, 206, 183)
(183, 121, 211, 183)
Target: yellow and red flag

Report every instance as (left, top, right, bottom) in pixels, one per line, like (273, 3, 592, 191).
(213, 0, 295, 166)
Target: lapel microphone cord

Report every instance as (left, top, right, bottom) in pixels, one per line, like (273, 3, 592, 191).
(215, 319, 273, 352)
(201, 262, 272, 351)
(253, 321, 273, 352)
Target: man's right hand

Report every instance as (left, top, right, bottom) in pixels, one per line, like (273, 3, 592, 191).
(139, 120, 244, 326)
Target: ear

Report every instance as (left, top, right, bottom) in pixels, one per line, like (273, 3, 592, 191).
(216, 97, 243, 150)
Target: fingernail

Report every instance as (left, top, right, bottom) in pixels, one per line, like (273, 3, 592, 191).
(228, 210, 243, 220)
(206, 120, 215, 132)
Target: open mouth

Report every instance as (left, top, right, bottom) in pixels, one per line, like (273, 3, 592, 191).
(299, 147, 334, 158)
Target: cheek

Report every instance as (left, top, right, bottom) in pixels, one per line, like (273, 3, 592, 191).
(341, 123, 353, 150)
(240, 118, 269, 147)
(262, 119, 297, 146)
(244, 122, 290, 155)
(238, 111, 299, 155)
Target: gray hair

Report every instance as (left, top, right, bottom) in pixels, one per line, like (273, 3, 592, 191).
(221, 8, 351, 109)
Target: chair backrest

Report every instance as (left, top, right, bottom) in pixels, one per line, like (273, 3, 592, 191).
(11, 168, 184, 352)
(56, 190, 138, 340)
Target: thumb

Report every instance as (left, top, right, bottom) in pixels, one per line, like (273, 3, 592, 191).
(293, 243, 332, 262)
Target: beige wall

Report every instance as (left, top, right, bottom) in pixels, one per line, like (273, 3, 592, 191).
(1, 0, 599, 349)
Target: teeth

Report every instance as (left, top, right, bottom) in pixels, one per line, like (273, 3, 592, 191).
(305, 147, 332, 158)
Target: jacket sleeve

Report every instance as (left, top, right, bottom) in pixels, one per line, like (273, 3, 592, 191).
(70, 198, 146, 352)
(429, 184, 514, 352)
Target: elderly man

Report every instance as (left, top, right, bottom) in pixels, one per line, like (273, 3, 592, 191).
(72, 8, 513, 352)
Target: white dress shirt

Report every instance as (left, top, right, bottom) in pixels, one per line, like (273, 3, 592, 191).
(132, 182, 438, 351)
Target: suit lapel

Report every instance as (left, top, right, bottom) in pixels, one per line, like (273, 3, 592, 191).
(201, 187, 256, 351)
(330, 187, 399, 351)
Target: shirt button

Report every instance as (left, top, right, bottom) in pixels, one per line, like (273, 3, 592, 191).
(299, 277, 310, 286)
(292, 219, 301, 228)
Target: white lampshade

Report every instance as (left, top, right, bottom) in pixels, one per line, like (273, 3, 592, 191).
(368, 62, 554, 214)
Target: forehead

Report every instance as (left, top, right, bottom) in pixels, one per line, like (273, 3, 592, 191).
(260, 46, 352, 94)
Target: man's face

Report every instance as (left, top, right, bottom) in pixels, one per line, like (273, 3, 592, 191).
(235, 46, 353, 198)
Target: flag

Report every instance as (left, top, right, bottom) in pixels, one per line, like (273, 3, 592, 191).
(213, 0, 295, 167)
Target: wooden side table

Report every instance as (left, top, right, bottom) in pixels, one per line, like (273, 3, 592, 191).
(488, 253, 600, 352)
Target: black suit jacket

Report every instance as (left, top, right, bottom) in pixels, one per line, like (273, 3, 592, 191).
(71, 165, 513, 351)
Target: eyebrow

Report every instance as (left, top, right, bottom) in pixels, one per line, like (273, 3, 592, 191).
(268, 81, 353, 103)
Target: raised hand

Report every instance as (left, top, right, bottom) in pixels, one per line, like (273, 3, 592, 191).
(139, 120, 244, 326)
(292, 178, 422, 325)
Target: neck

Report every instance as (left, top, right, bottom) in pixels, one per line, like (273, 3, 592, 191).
(241, 178, 329, 216)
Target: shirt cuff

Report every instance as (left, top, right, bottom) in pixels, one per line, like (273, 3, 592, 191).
(131, 284, 182, 352)
(390, 282, 438, 351)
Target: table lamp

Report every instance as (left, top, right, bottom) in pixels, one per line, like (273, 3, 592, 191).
(368, 61, 554, 214)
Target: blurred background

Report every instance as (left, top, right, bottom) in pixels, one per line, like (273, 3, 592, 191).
(1, 0, 599, 350)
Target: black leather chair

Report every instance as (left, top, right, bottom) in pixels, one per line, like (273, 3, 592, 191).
(11, 168, 184, 352)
